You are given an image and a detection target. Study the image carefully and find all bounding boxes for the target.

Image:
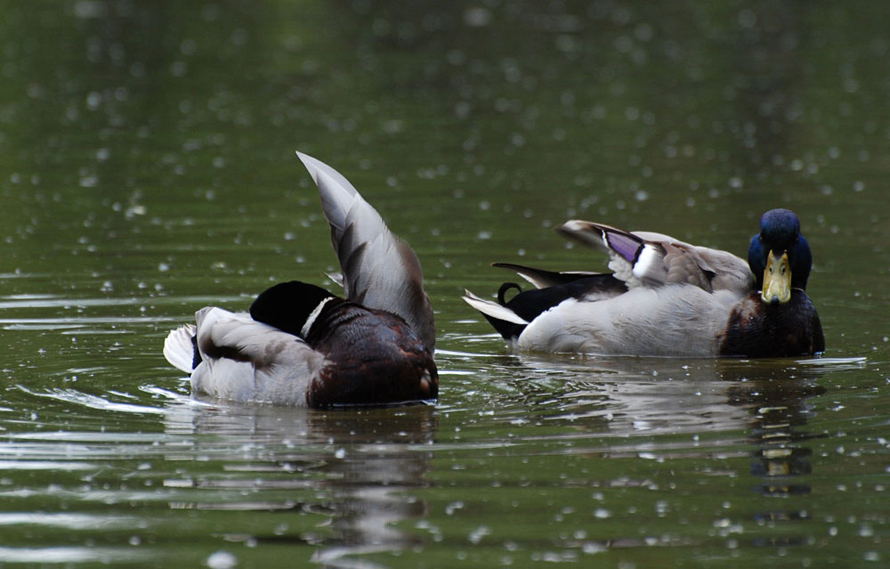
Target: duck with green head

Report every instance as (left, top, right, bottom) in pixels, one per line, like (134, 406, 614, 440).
(463, 208, 824, 358)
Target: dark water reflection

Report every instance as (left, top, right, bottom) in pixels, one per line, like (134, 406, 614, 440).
(163, 403, 437, 568)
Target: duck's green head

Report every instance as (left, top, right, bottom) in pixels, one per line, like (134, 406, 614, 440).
(748, 208, 813, 305)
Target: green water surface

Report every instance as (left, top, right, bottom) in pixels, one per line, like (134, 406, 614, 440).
(1, 2, 888, 568)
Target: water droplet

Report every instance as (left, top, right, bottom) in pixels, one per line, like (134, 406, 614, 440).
(206, 551, 237, 569)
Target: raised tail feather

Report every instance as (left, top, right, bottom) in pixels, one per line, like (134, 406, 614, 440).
(296, 151, 435, 349)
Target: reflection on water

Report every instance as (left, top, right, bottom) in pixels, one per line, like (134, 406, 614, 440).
(488, 354, 859, 439)
(466, 353, 868, 555)
(725, 362, 828, 548)
(0, 326, 879, 567)
(725, 366, 826, 493)
(164, 403, 437, 568)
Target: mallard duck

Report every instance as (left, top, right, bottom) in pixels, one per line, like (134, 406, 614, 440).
(163, 152, 437, 407)
(463, 209, 824, 358)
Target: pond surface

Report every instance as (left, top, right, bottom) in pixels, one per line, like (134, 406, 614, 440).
(1, 1, 889, 568)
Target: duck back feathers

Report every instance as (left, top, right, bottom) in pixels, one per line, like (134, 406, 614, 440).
(518, 285, 743, 356)
(299, 301, 436, 407)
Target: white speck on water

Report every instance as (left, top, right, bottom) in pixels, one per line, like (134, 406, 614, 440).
(583, 541, 608, 554)
(86, 91, 102, 110)
(79, 176, 98, 188)
(468, 525, 490, 544)
(445, 501, 465, 516)
(464, 7, 492, 27)
(206, 551, 237, 569)
(859, 524, 874, 537)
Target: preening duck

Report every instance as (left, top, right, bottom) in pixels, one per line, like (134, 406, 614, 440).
(463, 209, 824, 358)
(163, 152, 437, 407)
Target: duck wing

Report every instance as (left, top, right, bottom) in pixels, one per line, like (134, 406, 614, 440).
(188, 307, 327, 406)
(296, 152, 435, 349)
(491, 262, 607, 289)
(556, 220, 753, 295)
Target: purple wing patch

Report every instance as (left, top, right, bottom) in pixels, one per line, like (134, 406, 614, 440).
(602, 229, 643, 263)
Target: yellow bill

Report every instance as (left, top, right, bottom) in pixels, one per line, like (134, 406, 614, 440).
(761, 250, 791, 304)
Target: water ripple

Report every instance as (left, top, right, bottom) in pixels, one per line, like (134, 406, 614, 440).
(0, 546, 149, 564)
(15, 386, 167, 416)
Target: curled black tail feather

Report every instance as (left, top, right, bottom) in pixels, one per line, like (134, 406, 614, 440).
(497, 282, 523, 306)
